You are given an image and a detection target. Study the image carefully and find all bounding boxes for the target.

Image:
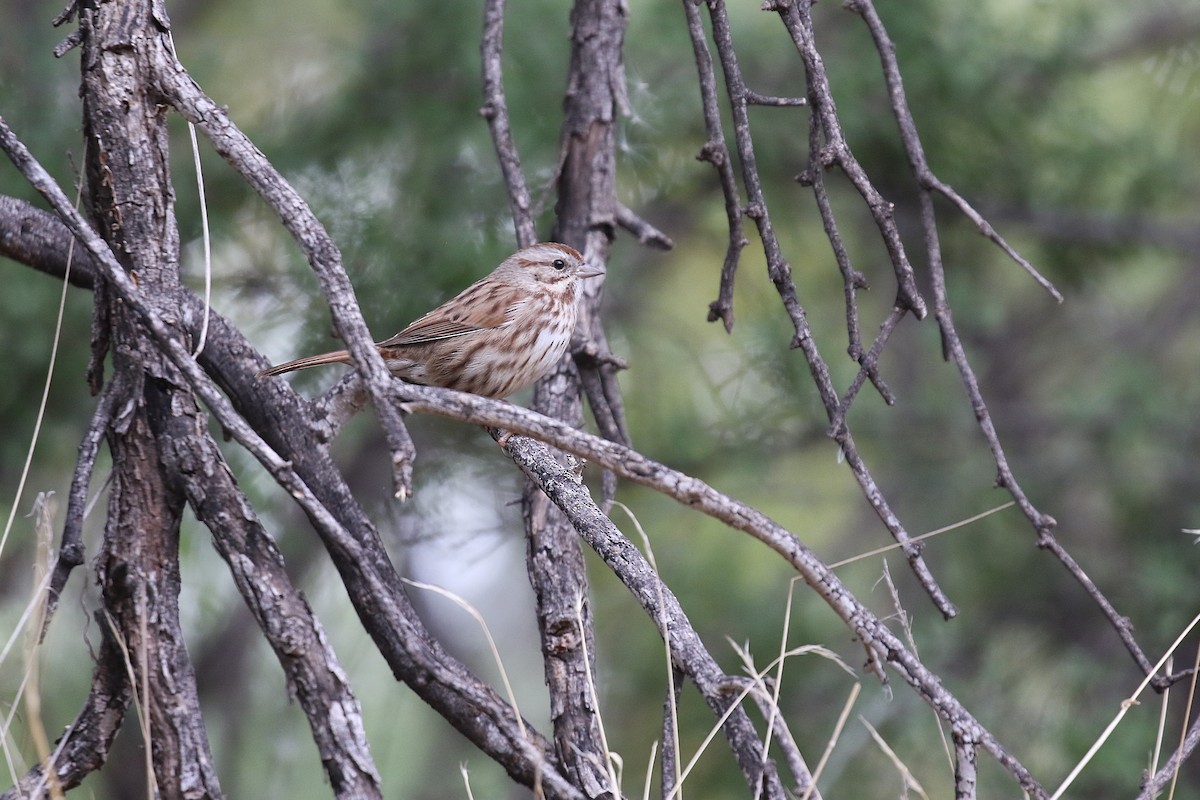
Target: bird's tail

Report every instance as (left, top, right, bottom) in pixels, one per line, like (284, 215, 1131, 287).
(257, 349, 353, 378)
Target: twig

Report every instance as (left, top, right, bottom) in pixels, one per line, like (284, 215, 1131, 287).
(153, 57, 417, 501)
(769, 0, 927, 318)
(845, 0, 1063, 303)
(616, 203, 674, 250)
(681, 0, 747, 333)
(827, 303, 904, 436)
(42, 378, 123, 638)
(480, 0, 537, 247)
(797, 99, 871, 370)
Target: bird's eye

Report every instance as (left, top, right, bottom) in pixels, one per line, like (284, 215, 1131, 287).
(552, 258, 567, 270)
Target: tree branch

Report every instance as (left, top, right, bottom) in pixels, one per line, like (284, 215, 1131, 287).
(159, 399, 383, 799)
(153, 48, 417, 500)
(0, 118, 586, 800)
(695, 0, 954, 615)
(480, 0, 537, 248)
(681, 0, 749, 335)
(844, 0, 1062, 303)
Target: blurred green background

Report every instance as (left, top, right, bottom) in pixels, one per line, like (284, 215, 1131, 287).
(2, 0, 1199, 797)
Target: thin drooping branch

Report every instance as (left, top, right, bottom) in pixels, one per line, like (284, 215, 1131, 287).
(845, 0, 1062, 303)
(153, 52, 418, 501)
(844, 0, 1161, 687)
(701, 0, 814, 343)
(794, 65, 896, 409)
(680, 0, 747, 334)
(695, 0, 955, 616)
(770, 0, 926, 319)
(480, 0, 537, 247)
(915, 190, 1168, 680)
(797, 103, 870, 366)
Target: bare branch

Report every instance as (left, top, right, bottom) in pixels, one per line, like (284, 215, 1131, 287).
(796, 88, 876, 393)
(499, 429, 788, 799)
(390, 381, 1045, 796)
(681, 0, 747, 333)
(0, 195, 97, 289)
(769, 0, 927, 318)
(160, 405, 383, 799)
(153, 53, 418, 500)
(845, 0, 1063, 302)
(480, 0, 537, 247)
(828, 304, 904, 436)
(616, 202, 674, 250)
(42, 376, 124, 638)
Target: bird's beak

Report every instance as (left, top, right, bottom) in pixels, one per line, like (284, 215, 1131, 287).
(578, 262, 606, 279)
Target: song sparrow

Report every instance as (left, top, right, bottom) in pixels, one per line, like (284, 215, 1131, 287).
(258, 242, 604, 398)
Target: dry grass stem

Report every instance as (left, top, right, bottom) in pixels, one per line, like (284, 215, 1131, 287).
(612, 501, 682, 796)
(799, 682, 861, 800)
(830, 502, 1014, 569)
(401, 578, 527, 741)
(574, 594, 621, 796)
(0, 180, 79, 566)
(1167, 646, 1200, 799)
(1051, 610, 1200, 799)
(860, 716, 930, 800)
(1152, 656, 1172, 779)
(459, 762, 475, 800)
(21, 494, 61, 799)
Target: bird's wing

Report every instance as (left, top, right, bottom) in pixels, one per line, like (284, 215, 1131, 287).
(376, 288, 523, 348)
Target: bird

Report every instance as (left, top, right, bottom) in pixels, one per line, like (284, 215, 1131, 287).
(258, 242, 604, 398)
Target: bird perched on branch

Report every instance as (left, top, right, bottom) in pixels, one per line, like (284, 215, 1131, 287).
(258, 242, 604, 398)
